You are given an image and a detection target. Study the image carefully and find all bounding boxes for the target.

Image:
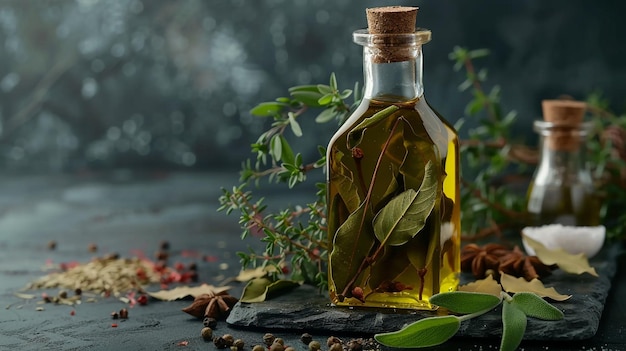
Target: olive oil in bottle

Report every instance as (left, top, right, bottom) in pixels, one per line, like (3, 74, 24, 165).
(326, 7, 460, 310)
(526, 100, 601, 226)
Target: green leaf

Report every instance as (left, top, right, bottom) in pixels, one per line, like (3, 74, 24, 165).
(329, 72, 338, 90)
(511, 292, 564, 321)
(501, 300, 527, 351)
(250, 102, 286, 116)
(287, 112, 303, 137)
(279, 135, 295, 165)
(289, 85, 324, 107)
(315, 108, 336, 123)
(347, 105, 399, 149)
(270, 135, 282, 161)
(328, 201, 376, 296)
(240, 277, 301, 303)
(317, 84, 332, 95)
(375, 315, 460, 348)
(429, 291, 501, 315)
(373, 161, 437, 246)
(318, 93, 334, 106)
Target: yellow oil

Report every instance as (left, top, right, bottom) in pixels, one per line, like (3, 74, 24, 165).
(327, 96, 460, 310)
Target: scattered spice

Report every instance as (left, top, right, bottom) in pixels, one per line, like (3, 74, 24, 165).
(88, 243, 98, 252)
(181, 291, 238, 320)
(111, 323, 118, 328)
(119, 308, 129, 319)
(47, 240, 57, 250)
(25, 254, 197, 296)
(461, 243, 554, 281)
(300, 333, 313, 345)
(201, 327, 213, 341)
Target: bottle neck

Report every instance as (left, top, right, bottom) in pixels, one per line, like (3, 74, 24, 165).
(534, 122, 592, 185)
(362, 45, 424, 101)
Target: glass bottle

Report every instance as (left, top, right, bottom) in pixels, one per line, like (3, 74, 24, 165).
(526, 100, 601, 226)
(326, 7, 460, 310)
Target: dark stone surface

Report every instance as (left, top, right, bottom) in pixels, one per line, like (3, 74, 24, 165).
(227, 243, 621, 341)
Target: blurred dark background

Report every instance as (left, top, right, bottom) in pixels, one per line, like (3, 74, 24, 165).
(0, 0, 624, 173)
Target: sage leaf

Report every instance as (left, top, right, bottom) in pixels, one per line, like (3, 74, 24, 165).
(374, 315, 460, 348)
(240, 277, 301, 303)
(501, 300, 527, 351)
(347, 105, 399, 149)
(328, 201, 376, 295)
(511, 292, 564, 321)
(430, 291, 501, 315)
(373, 161, 437, 246)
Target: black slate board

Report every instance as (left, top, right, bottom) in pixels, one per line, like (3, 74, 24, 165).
(227, 243, 622, 340)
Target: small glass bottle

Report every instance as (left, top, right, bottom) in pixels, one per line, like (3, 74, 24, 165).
(526, 100, 601, 226)
(326, 7, 460, 310)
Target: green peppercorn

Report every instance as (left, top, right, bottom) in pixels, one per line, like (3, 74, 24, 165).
(252, 345, 265, 351)
(263, 333, 275, 347)
(201, 327, 213, 341)
(301, 333, 313, 345)
(309, 341, 321, 351)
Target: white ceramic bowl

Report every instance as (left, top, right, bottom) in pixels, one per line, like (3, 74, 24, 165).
(521, 224, 606, 259)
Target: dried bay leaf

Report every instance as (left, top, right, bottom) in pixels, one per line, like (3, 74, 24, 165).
(329, 201, 376, 295)
(373, 161, 436, 246)
(239, 278, 300, 303)
(347, 105, 399, 149)
(522, 235, 599, 277)
(147, 284, 231, 301)
(500, 273, 571, 301)
(458, 275, 503, 297)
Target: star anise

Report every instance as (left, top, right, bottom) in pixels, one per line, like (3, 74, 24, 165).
(182, 290, 239, 319)
(461, 243, 509, 279)
(461, 243, 554, 281)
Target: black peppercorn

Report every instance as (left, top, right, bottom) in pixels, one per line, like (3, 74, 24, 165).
(203, 317, 217, 329)
(119, 308, 129, 319)
(213, 336, 229, 349)
(300, 333, 313, 345)
(263, 333, 275, 347)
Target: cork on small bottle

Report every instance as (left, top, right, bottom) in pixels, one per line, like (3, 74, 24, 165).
(541, 99, 587, 151)
(365, 6, 418, 63)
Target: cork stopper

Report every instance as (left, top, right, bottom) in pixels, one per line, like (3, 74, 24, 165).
(540, 99, 588, 151)
(366, 6, 418, 34)
(365, 6, 419, 63)
(542, 100, 586, 126)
